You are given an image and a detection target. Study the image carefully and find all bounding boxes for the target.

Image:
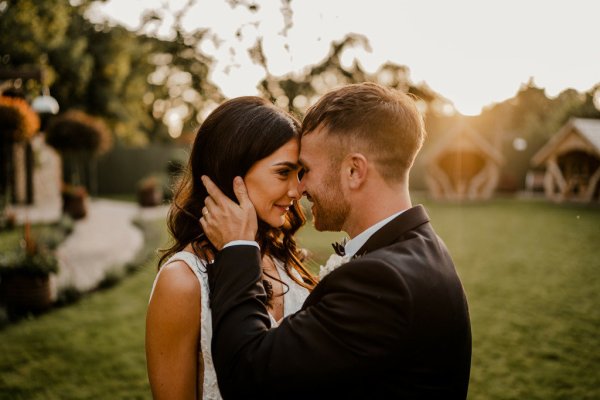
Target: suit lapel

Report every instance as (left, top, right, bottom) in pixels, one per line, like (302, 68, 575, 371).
(353, 205, 430, 257)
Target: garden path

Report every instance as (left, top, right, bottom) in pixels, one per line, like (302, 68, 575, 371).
(48, 199, 168, 299)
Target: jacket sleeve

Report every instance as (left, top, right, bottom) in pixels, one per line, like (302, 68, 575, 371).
(207, 245, 411, 398)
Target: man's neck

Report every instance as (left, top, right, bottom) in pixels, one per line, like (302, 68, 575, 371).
(343, 185, 412, 239)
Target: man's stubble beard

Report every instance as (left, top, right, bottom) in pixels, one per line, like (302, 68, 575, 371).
(311, 171, 350, 232)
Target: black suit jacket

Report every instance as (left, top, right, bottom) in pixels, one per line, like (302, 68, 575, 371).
(208, 205, 471, 399)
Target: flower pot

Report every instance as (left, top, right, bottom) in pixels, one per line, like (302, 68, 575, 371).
(1, 272, 52, 314)
(62, 187, 87, 219)
(137, 186, 163, 207)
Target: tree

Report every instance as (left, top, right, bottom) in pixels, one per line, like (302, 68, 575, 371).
(0, 0, 71, 66)
(0, 0, 220, 146)
(470, 80, 600, 190)
(250, 33, 445, 120)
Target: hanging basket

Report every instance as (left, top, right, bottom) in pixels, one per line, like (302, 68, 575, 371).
(0, 96, 40, 143)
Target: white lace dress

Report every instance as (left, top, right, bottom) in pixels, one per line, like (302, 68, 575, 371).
(149, 251, 310, 400)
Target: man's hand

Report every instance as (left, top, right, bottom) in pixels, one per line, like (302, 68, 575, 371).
(200, 176, 258, 250)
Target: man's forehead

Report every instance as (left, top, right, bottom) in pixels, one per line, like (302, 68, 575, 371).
(299, 131, 323, 165)
(300, 124, 342, 162)
(300, 125, 328, 147)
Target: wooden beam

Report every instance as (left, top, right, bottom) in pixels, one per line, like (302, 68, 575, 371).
(585, 166, 600, 202)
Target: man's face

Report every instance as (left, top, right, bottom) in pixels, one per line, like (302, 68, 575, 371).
(298, 127, 350, 232)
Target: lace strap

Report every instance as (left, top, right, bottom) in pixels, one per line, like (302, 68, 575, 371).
(164, 251, 208, 280)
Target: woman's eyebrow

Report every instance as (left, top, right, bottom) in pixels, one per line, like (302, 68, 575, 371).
(272, 161, 299, 169)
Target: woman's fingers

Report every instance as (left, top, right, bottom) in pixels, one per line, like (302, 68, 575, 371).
(233, 177, 252, 210)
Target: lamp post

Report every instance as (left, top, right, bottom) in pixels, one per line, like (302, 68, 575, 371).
(28, 87, 59, 204)
(32, 87, 60, 128)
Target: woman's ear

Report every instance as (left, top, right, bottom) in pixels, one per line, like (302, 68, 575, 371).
(344, 153, 368, 189)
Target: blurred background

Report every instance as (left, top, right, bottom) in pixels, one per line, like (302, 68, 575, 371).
(0, 0, 598, 399)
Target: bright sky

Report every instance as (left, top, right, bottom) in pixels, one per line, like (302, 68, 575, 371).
(89, 0, 599, 116)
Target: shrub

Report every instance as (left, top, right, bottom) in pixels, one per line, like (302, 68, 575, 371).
(97, 269, 122, 290)
(0, 249, 59, 277)
(0, 209, 16, 231)
(55, 286, 83, 307)
(46, 110, 112, 155)
(35, 216, 74, 250)
(0, 96, 40, 142)
(137, 176, 163, 207)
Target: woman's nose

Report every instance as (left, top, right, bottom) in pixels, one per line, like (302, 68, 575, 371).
(288, 180, 300, 200)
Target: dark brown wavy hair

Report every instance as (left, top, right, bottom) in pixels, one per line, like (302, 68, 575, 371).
(159, 96, 316, 293)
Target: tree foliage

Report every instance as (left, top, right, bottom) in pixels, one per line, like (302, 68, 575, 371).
(466, 81, 600, 190)
(1, 0, 597, 180)
(0, 0, 220, 145)
(251, 33, 444, 119)
(0, 0, 71, 64)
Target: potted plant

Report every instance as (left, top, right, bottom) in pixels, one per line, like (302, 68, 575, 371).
(0, 223, 58, 315)
(0, 208, 16, 231)
(46, 109, 112, 198)
(0, 96, 40, 204)
(137, 176, 163, 207)
(61, 183, 88, 219)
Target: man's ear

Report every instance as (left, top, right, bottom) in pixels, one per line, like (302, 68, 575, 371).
(344, 153, 368, 189)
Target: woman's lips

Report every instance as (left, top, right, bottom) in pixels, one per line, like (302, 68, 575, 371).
(274, 204, 290, 213)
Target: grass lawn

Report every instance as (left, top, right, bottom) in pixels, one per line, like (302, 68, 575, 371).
(0, 219, 73, 254)
(424, 198, 600, 400)
(0, 198, 598, 399)
(0, 219, 167, 400)
(0, 229, 21, 255)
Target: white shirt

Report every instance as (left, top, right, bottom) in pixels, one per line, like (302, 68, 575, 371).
(223, 240, 259, 249)
(343, 210, 404, 257)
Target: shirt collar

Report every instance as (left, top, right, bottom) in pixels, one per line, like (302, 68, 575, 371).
(344, 210, 405, 258)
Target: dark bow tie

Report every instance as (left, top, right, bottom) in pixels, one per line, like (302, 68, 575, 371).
(331, 239, 347, 256)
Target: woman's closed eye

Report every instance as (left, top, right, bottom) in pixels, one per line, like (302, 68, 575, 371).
(276, 168, 293, 179)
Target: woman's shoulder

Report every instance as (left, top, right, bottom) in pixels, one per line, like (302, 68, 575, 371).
(152, 260, 201, 301)
(147, 261, 202, 333)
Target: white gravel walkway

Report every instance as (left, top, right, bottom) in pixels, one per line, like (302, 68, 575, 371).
(10, 198, 169, 300)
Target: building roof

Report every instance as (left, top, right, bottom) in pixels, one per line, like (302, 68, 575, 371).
(572, 118, 600, 151)
(531, 118, 600, 166)
(426, 121, 504, 165)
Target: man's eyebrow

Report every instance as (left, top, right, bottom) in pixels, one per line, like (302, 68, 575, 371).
(272, 161, 299, 169)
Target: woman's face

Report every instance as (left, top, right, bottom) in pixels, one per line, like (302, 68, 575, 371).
(244, 139, 301, 228)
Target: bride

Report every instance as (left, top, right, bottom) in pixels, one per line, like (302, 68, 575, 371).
(145, 97, 317, 399)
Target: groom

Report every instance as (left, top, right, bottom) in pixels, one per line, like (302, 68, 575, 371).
(201, 82, 471, 399)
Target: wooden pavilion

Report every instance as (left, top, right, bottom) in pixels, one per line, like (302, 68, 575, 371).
(531, 118, 600, 202)
(425, 123, 504, 200)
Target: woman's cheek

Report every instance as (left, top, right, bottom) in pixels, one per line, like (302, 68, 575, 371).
(245, 186, 262, 216)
